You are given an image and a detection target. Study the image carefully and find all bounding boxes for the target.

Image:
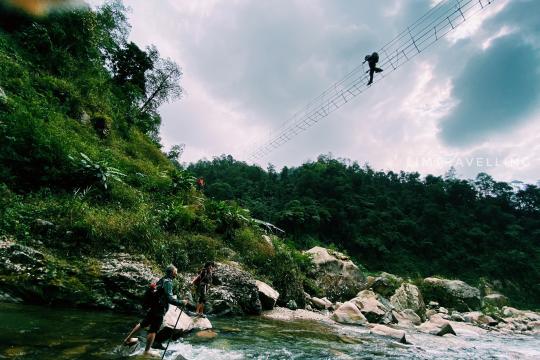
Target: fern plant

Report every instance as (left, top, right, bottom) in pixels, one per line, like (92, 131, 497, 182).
(70, 152, 125, 190)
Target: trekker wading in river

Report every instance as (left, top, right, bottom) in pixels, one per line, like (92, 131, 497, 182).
(123, 264, 188, 357)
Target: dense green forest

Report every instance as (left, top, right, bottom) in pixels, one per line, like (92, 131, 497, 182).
(0, 1, 308, 306)
(188, 155, 540, 308)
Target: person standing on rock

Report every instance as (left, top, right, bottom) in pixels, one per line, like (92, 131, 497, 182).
(192, 261, 215, 318)
(123, 264, 188, 357)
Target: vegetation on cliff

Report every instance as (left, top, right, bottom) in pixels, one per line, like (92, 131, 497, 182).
(0, 1, 308, 307)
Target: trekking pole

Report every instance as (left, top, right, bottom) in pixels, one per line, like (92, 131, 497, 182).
(161, 305, 184, 360)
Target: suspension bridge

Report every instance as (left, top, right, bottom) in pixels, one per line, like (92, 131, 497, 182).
(248, 0, 496, 160)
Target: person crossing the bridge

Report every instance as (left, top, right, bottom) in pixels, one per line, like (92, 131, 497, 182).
(364, 52, 383, 85)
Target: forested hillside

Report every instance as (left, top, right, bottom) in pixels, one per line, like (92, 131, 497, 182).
(189, 155, 540, 308)
(0, 1, 308, 307)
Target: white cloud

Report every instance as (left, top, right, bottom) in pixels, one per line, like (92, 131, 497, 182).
(87, 0, 540, 183)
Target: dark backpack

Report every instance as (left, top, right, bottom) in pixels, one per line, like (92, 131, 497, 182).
(142, 280, 163, 310)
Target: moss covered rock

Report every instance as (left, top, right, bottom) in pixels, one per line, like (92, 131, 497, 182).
(420, 277, 481, 312)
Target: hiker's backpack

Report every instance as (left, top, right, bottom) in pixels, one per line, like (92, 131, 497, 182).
(142, 281, 163, 310)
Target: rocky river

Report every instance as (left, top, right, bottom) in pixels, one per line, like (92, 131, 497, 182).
(1, 302, 540, 359)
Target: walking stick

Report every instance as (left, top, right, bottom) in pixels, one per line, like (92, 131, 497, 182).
(161, 305, 184, 360)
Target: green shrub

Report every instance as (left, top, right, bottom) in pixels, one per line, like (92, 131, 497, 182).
(232, 227, 274, 267)
(69, 152, 126, 190)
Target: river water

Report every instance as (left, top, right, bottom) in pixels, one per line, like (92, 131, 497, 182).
(1, 303, 539, 359)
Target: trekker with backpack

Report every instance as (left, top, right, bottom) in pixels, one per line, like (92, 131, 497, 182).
(123, 264, 188, 357)
(192, 261, 215, 318)
(364, 52, 383, 85)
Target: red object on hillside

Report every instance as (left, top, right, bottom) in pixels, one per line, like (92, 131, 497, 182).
(197, 177, 205, 187)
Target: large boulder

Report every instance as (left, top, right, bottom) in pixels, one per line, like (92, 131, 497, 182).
(205, 263, 262, 315)
(0, 238, 109, 307)
(99, 253, 158, 311)
(255, 280, 279, 310)
(331, 301, 368, 325)
(304, 247, 367, 302)
(390, 283, 425, 320)
(392, 309, 422, 327)
(420, 277, 481, 312)
(155, 305, 213, 344)
(351, 290, 394, 324)
(370, 273, 403, 297)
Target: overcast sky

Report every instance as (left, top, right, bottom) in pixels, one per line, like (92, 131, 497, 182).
(90, 0, 540, 184)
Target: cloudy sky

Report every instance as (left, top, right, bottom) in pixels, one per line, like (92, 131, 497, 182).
(90, 0, 540, 183)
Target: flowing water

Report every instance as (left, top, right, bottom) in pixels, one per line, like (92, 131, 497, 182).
(1, 303, 539, 359)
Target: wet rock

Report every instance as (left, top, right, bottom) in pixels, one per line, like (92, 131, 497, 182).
(255, 280, 279, 310)
(370, 272, 403, 297)
(417, 314, 456, 336)
(483, 293, 508, 308)
(428, 301, 439, 308)
(331, 301, 368, 325)
(390, 283, 425, 319)
(262, 307, 332, 323)
(304, 246, 367, 302)
(438, 307, 448, 314)
(370, 324, 408, 344)
(421, 277, 481, 312)
(208, 263, 262, 315)
(194, 330, 217, 340)
(351, 290, 393, 324)
(156, 306, 212, 344)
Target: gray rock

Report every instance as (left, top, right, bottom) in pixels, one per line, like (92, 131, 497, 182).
(311, 296, 332, 310)
(438, 307, 448, 314)
(463, 311, 497, 326)
(392, 309, 421, 327)
(483, 293, 508, 308)
(451, 311, 465, 322)
(331, 301, 368, 325)
(390, 283, 425, 319)
(99, 253, 157, 312)
(421, 277, 481, 312)
(371, 272, 403, 297)
(351, 290, 394, 324)
(371, 324, 408, 344)
(208, 263, 262, 315)
(304, 246, 367, 302)
(255, 280, 279, 310)
(417, 314, 457, 336)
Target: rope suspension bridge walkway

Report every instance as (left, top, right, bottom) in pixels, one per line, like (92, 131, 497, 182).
(248, 0, 496, 160)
